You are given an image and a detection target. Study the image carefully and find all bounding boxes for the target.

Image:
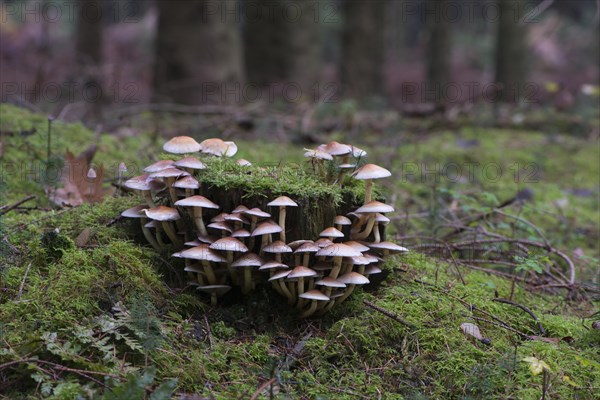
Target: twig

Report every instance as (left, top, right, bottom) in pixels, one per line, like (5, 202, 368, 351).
(469, 316, 531, 339)
(493, 298, 545, 335)
(204, 314, 213, 349)
(363, 300, 414, 328)
(249, 377, 277, 400)
(0, 195, 36, 216)
(16, 262, 32, 301)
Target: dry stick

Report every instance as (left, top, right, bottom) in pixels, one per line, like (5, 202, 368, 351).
(0, 195, 36, 216)
(16, 262, 33, 301)
(469, 316, 531, 339)
(363, 300, 414, 328)
(249, 377, 277, 400)
(493, 298, 545, 335)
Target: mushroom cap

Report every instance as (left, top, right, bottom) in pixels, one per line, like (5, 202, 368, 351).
(352, 163, 391, 180)
(183, 264, 203, 274)
(179, 245, 227, 262)
(173, 176, 200, 189)
(338, 163, 356, 169)
(337, 272, 370, 285)
(288, 240, 313, 250)
(144, 220, 159, 228)
(350, 146, 367, 158)
(232, 204, 249, 213)
(163, 136, 201, 154)
(195, 285, 232, 295)
(123, 174, 160, 191)
(144, 159, 175, 173)
(316, 243, 362, 258)
(197, 234, 218, 244)
(200, 138, 238, 157)
(355, 201, 395, 214)
(143, 206, 180, 221)
(334, 215, 352, 226)
(320, 227, 344, 238)
(314, 238, 334, 248)
(251, 220, 283, 236)
(351, 256, 371, 265)
(243, 208, 271, 218)
(294, 242, 320, 254)
(299, 289, 330, 301)
(287, 266, 317, 279)
(363, 253, 381, 263)
(262, 240, 292, 254)
(232, 253, 264, 268)
(184, 239, 203, 247)
(315, 277, 346, 288)
(303, 148, 333, 160)
(374, 213, 391, 223)
(210, 237, 248, 253)
(224, 213, 249, 224)
(364, 265, 383, 275)
(318, 141, 352, 156)
(231, 228, 251, 238)
(174, 195, 219, 209)
(368, 241, 408, 253)
(211, 213, 228, 223)
(268, 270, 291, 281)
(236, 159, 252, 166)
(267, 196, 298, 207)
(149, 167, 190, 179)
(121, 205, 146, 218)
(174, 156, 206, 170)
(259, 261, 289, 270)
(207, 221, 233, 233)
(344, 241, 371, 252)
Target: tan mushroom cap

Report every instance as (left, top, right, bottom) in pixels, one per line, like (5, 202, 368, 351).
(337, 272, 370, 285)
(231, 228, 251, 238)
(355, 201, 395, 214)
(351, 256, 371, 265)
(344, 241, 371, 252)
(303, 148, 333, 160)
(352, 163, 391, 180)
(288, 239, 313, 250)
(299, 289, 330, 301)
(123, 175, 160, 191)
(236, 159, 252, 166)
(197, 234, 218, 244)
(262, 240, 292, 254)
(179, 244, 227, 263)
(232, 205, 249, 213)
(314, 238, 334, 248)
(243, 208, 271, 218)
(259, 261, 289, 270)
(364, 265, 383, 275)
(232, 253, 264, 268)
(144, 220, 159, 228)
(149, 167, 190, 179)
(174, 156, 206, 170)
(368, 241, 408, 252)
(173, 176, 200, 189)
(294, 242, 320, 254)
(251, 220, 283, 236)
(144, 159, 175, 173)
(207, 221, 233, 233)
(196, 285, 232, 295)
(200, 138, 238, 157)
(287, 266, 317, 279)
(184, 239, 203, 247)
(211, 213, 228, 223)
(267, 196, 298, 207)
(224, 213, 249, 224)
(334, 215, 352, 226)
(320, 227, 344, 238)
(374, 213, 390, 223)
(315, 277, 347, 288)
(163, 136, 201, 154)
(175, 195, 219, 209)
(350, 146, 367, 158)
(318, 141, 352, 156)
(143, 206, 181, 221)
(209, 237, 248, 253)
(121, 205, 146, 218)
(269, 270, 291, 281)
(316, 243, 362, 258)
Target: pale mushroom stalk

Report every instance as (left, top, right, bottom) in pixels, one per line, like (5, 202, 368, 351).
(201, 260, 217, 285)
(364, 179, 374, 203)
(154, 225, 167, 247)
(295, 277, 307, 309)
(301, 299, 319, 318)
(353, 214, 376, 240)
(335, 155, 350, 185)
(166, 176, 178, 204)
(334, 285, 357, 306)
(193, 207, 208, 236)
(373, 222, 381, 243)
(278, 206, 287, 242)
(142, 190, 156, 208)
(162, 221, 182, 246)
(242, 267, 253, 294)
(302, 253, 311, 267)
(278, 281, 294, 303)
(259, 234, 272, 256)
(329, 256, 344, 279)
(140, 219, 161, 251)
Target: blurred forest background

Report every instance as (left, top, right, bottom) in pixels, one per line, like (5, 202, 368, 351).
(1, 0, 599, 129)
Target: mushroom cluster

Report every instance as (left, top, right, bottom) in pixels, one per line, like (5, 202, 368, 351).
(121, 137, 407, 317)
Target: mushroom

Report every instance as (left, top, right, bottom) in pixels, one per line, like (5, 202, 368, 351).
(231, 253, 263, 294)
(286, 266, 317, 308)
(144, 220, 166, 247)
(261, 240, 292, 263)
(268, 270, 293, 304)
(319, 227, 345, 243)
(179, 244, 226, 285)
(174, 156, 206, 175)
(333, 272, 369, 306)
(174, 195, 219, 236)
(149, 167, 190, 204)
(123, 174, 163, 207)
(163, 136, 201, 154)
(266, 196, 298, 243)
(314, 276, 346, 307)
(372, 213, 390, 243)
(200, 138, 238, 157)
(207, 221, 234, 237)
(251, 220, 283, 255)
(117, 162, 127, 196)
(303, 148, 333, 177)
(294, 242, 320, 266)
(315, 243, 362, 279)
(368, 241, 408, 258)
(298, 290, 330, 318)
(143, 206, 182, 247)
(334, 215, 352, 233)
(351, 201, 395, 241)
(144, 159, 175, 173)
(243, 208, 271, 248)
(121, 205, 160, 251)
(209, 237, 248, 284)
(351, 163, 391, 204)
(236, 159, 252, 167)
(173, 176, 200, 198)
(195, 284, 231, 306)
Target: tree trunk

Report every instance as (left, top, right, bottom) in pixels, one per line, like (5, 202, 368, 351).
(154, 0, 244, 105)
(341, 0, 386, 100)
(76, 0, 103, 66)
(425, 0, 452, 105)
(495, 0, 528, 102)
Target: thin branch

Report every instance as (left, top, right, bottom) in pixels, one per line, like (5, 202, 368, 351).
(16, 262, 32, 301)
(363, 300, 414, 328)
(493, 298, 545, 335)
(0, 196, 36, 216)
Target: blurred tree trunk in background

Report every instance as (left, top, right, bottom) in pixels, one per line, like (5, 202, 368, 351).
(76, 0, 103, 66)
(425, 0, 452, 105)
(341, 0, 385, 100)
(244, 0, 320, 100)
(495, 0, 528, 102)
(154, 0, 244, 104)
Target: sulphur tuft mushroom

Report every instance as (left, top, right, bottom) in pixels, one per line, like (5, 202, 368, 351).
(200, 138, 238, 157)
(143, 206, 182, 246)
(299, 289, 330, 318)
(266, 196, 298, 243)
(163, 136, 202, 154)
(174, 195, 220, 236)
(351, 163, 391, 204)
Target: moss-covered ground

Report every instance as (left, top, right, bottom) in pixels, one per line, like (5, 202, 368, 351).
(1, 104, 598, 399)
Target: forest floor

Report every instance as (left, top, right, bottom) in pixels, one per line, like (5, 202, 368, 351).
(0, 103, 599, 399)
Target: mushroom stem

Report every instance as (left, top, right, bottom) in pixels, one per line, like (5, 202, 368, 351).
(278, 280, 294, 304)
(296, 277, 305, 309)
(334, 285, 356, 306)
(336, 155, 350, 185)
(193, 207, 208, 236)
(353, 214, 376, 240)
(166, 177, 178, 204)
(210, 292, 218, 306)
(301, 300, 319, 318)
(302, 253, 310, 267)
(202, 260, 217, 285)
(140, 219, 161, 251)
(278, 207, 287, 242)
(225, 252, 237, 284)
(329, 257, 343, 279)
(364, 179, 373, 203)
(373, 222, 381, 243)
(242, 268, 253, 294)
(142, 190, 156, 208)
(162, 221, 182, 247)
(155, 225, 166, 247)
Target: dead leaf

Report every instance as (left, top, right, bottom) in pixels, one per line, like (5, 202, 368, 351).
(75, 228, 91, 247)
(460, 322, 483, 341)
